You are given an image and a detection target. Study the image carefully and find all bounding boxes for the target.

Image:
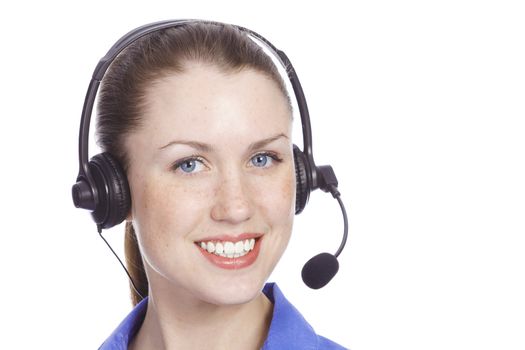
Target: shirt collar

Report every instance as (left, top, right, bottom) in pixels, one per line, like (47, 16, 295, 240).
(99, 296, 147, 349)
(99, 283, 318, 349)
(262, 282, 318, 349)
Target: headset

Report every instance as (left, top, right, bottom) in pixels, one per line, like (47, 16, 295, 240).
(72, 19, 348, 289)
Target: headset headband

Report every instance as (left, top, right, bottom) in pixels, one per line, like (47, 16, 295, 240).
(76, 19, 317, 200)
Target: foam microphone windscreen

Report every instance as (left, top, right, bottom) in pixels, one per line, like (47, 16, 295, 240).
(301, 252, 339, 289)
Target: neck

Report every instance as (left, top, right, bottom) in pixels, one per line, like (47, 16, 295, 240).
(129, 283, 273, 350)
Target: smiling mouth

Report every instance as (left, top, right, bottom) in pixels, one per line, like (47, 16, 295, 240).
(196, 238, 257, 258)
(194, 236, 263, 269)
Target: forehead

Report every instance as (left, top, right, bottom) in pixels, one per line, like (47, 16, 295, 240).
(137, 64, 292, 147)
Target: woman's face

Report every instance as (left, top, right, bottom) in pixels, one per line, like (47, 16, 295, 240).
(125, 63, 295, 305)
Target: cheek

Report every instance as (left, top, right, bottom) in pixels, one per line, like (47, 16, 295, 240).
(129, 173, 209, 251)
(257, 167, 296, 228)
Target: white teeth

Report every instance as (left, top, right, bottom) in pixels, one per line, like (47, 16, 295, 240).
(234, 241, 244, 254)
(224, 242, 235, 255)
(197, 238, 257, 258)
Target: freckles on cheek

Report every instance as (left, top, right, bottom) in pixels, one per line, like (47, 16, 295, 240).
(133, 183, 165, 238)
(262, 174, 295, 220)
(134, 177, 212, 241)
(281, 178, 296, 215)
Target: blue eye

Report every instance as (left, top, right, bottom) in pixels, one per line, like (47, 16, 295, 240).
(250, 153, 281, 168)
(251, 154, 269, 167)
(173, 157, 205, 174)
(180, 160, 197, 172)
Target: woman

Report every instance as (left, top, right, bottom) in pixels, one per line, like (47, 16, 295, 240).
(87, 20, 346, 349)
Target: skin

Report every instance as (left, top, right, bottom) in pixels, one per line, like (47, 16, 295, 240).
(125, 63, 295, 350)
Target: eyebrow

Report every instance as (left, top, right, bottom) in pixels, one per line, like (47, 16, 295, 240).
(159, 133, 289, 153)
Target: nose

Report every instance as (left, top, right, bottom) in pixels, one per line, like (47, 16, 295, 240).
(210, 171, 254, 224)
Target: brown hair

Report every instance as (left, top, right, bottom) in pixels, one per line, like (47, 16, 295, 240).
(95, 22, 291, 306)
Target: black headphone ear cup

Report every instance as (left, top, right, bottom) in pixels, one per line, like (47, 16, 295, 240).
(88, 152, 131, 229)
(293, 144, 311, 214)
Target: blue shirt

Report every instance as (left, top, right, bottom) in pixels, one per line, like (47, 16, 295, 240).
(99, 283, 347, 349)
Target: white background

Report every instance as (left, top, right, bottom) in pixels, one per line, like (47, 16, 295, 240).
(0, 0, 524, 349)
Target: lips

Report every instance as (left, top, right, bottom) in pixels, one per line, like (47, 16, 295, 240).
(195, 234, 262, 270)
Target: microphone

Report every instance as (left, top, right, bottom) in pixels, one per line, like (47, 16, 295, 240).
(302, 253, 339, 289)
(301, 167, 349, 289)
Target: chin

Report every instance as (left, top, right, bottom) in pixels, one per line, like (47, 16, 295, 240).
(198, 276, 267, 306)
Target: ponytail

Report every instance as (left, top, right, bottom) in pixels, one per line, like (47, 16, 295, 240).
(124, 222, 149, 306)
